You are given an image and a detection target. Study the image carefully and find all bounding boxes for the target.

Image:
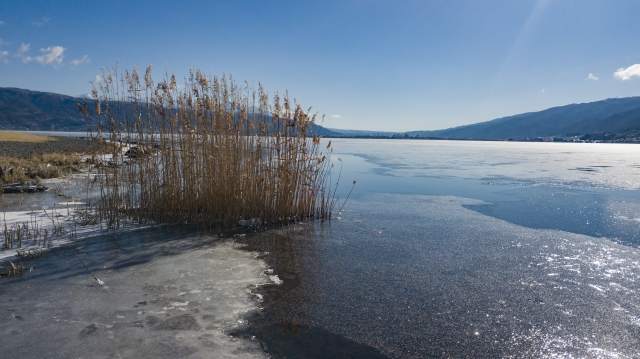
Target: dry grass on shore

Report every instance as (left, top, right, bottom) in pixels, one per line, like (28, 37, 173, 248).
(0, 131, 58, 143)
(0, 135, 104, 185)
(0, 152, 85, 184)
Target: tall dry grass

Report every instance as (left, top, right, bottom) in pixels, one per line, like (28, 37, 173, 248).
(85, 65, 337, 230)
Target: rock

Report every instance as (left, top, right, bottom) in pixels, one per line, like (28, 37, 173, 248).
(1, 182, 48, 194)
(79, 323, 98, 335)
(238, 217, 261, 227)
(124, 146, 147, 158)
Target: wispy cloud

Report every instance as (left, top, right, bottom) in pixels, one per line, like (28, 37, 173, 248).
(587, 73, 599, 81)
(36, 46, 65, 66)
(22, 46, 66, 67)
(331, 114, 341, 119)
(17, 43, 32, 63)
(540, 89, 545, 94)
(0, 50, 9, 64)
(614, 64, 640, 81)
(0, 20, 5, 25)
(18, 43, 29, 54)
(0, 38, 8, 63)
(32, 16, 49, 27)
(70, 55, 90, 66)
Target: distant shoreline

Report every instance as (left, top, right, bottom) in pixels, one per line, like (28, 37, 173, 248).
(321, 135, 640, 144)
(12, 129, 640, 145)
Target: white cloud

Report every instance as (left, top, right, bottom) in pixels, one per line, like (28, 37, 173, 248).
(70, 55, 90, 66)
(614, 64, 640, 81)
(6, 42, 68, 67)
(18, 43, 29, 54)
(37, 46, 65, 65)
(18, 43, 31, 63)
(540, 89, 545, 94)
(94, 74, 103, 83)
(15, 44, 34, 64)
(587, 73, 599, 81)
(0, 20, 5, 25)
(331, 114, 341, 118)
(32, 16, 49, 27)
(28, 46, 66, 67)
(0, 50, 9, 64)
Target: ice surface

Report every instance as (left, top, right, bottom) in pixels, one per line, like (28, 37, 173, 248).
(0, 229, 271, 358)
(330, 139, 640, 190)
(242, 193, 640, 358)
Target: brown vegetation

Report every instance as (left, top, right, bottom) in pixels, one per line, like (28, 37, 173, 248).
(85, 65, 337, 230)
(0, 260, 24, 278)
(0, 152, 85, 184)
(0, 131, 58, 143)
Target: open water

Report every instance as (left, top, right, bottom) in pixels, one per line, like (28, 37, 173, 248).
(236, 139, 640, 358)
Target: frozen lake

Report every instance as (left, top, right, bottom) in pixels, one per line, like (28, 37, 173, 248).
(3, 138, 640, 358)
(235, 139, 640, 358)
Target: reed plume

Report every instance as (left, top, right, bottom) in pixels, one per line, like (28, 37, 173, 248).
(88, 65, 336, 230)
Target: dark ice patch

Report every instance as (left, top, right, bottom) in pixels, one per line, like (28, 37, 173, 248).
(154, 314, 201, 331)
(569, 167, 597, 172)
(127, 320, 145, 328)
(80, 323, 98, 335)
(145, 315, 161, 326)
(198, 334, 220, 348)
(251, 323, 390, 359)
(143, 284, 175, 294)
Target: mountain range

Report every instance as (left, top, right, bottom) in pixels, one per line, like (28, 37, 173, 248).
(2, 87, 640, 141)
(0, 87, 97, 131)
(403, 97, 640, 141)
(0, 87, 340, 136)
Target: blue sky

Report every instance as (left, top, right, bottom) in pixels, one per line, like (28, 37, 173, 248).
(1, 0, 640, 131)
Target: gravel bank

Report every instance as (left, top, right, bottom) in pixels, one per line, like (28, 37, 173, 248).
(0, 137, 95, 157)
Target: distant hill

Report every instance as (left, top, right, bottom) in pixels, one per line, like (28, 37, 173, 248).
(0, 87, 97, 131)
(8, 87, 637, 141)
(0, 87, 340, 136)
(326, 128, 400, 137)
(406, 97, 640, 141)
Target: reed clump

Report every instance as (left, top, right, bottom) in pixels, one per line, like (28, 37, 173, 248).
(0, 260, 24, 278)
(86, 66, 336, 230)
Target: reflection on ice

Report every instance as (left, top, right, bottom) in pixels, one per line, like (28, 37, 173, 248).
(240, 193, 640, 358)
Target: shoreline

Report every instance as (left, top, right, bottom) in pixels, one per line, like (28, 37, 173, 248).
(1, 133, 106, 266)
(0, 136, 96, 158)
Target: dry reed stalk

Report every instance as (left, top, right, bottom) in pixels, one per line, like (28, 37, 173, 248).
(83, 65, 337, 230)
